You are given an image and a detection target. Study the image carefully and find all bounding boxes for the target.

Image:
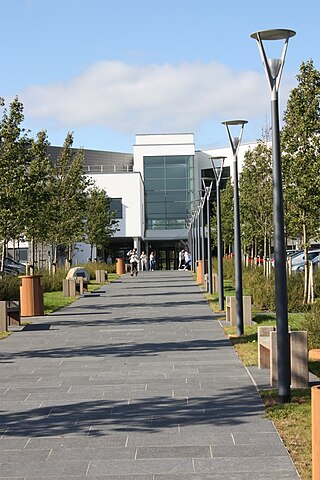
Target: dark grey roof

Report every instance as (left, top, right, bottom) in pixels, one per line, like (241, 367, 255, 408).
(47, 146, 134, 173)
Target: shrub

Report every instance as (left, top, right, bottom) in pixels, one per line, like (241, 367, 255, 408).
(79, 261, 116, 279)
(301, 301, 320, 349)
(39, 268, 67, 292)
(0, 275, 21, 300)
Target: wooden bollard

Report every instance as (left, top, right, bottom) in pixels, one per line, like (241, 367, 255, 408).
(312, 385, 320, 480)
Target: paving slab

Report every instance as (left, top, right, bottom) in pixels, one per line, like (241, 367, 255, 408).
(0, 270, 300, 479)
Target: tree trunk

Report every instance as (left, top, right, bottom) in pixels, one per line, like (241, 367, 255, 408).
(302, 221, 308, 304)
(52, 244, 58, 275)
(0, 240, 6, 273)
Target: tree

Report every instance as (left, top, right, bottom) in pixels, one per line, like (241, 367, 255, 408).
(281, 60, 320, 302)
(48, 132, 92, 269)
(24, 131, 54, 271)
(219, 178, 234, 255)
(239, 139, 273, 258)
(0, 97, 31, 272)
(86, 187, 118, 261)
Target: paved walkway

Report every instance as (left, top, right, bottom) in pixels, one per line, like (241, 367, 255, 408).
(0, 270, 300, 479)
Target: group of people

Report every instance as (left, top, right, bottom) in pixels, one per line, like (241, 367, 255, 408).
(127, 249, 156, 275)
(127, 247, 191, 274)
(178, 249, 191, 271)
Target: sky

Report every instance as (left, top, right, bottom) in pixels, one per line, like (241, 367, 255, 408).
(0, 0, 319, 153)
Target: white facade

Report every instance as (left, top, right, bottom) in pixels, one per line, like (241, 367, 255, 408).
(91, 172, 144, 240)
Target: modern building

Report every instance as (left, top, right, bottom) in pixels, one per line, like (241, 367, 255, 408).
(53, 132, 255, 269)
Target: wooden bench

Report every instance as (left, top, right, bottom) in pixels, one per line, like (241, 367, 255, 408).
(258, 326, 309, 388)
(0, 300, 21, 331)
(63, 277, 89, 297)
(226, 295, 252, 326)
(95, 270, 107, 283)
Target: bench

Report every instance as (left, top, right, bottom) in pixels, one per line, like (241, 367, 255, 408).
(0, 300, 21, 331)
(95, 270, 107, 283)
(226, 296, 252, 326)
(63, 277, 89, 297)
(258, 326, 309, 388)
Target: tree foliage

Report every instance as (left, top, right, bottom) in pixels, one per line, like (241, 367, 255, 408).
(86, 187, 118, 260)
(239, 140, 273, 257)
(0, 97, 30, 270)
(282, 59, 320, 243)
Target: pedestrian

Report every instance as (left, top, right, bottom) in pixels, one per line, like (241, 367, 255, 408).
(149, 251, 156, 271)
(129, 249, 139, 276)
(127, 247, 135, 274)
(178, 249, 185, 270)
(184, 250, 191, 270)
(140, 251, 148, 271)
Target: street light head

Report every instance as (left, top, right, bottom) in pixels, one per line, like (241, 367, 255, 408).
(250, 29, 296, 41)
(222, 120, 248, 127)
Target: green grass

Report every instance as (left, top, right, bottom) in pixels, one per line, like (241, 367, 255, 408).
(261, 389, 312, 480)
(43, 291, 77, 314)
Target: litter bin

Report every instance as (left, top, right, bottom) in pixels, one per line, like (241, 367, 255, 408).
(196, 260, 203, 284)
(19, 275, 44, 317)
(116, 258, 125, 275)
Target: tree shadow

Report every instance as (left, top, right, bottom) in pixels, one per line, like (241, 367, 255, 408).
(0, 384, 264, 437)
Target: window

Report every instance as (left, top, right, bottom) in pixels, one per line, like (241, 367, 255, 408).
(144, 155, 194, 230)
(109, 198, 123, 219)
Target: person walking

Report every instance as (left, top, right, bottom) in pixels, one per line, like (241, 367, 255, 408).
(140, 251, 148, 271)
(149, 251, 156, 271)
(129, 249, 139, 276)
(184, 250, 191, 270)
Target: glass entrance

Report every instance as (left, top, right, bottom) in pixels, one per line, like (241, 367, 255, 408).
(157, 248, 177, 270)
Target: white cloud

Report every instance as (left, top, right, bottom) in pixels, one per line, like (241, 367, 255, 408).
(22, 60, 293, 134)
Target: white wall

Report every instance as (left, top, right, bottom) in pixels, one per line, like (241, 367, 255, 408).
(133, 133, 195, 176)
(88, 172, 144, 239)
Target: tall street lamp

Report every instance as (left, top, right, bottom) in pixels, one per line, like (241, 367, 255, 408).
(251, 28, 296, 403)
(210, 156, 226, 311)
(222, 120, 247, 336)
(202, 178, 214, 294)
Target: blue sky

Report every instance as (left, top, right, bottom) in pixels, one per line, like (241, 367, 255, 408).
(0, 0, 319, 153)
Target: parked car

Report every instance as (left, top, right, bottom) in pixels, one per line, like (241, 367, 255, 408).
(291, 249, 320, 271)
(293, 252, 320, 272)
(0, 257, 26, 275)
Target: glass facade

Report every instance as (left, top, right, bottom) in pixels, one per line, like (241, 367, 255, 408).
(144, 155, 194, 230)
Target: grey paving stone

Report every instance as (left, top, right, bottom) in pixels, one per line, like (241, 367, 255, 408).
(136, 446, 211, 459)
(88, 458, 194, 475)
(0, 271, 301, 480)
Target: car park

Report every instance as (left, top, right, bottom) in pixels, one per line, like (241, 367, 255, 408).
(0, 257, 26, 275)
(291, 249, 320, 271)
(293, 252, 320, 272)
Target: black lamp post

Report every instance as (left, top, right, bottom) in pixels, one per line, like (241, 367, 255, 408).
(222, 120, 247, 336)
(202, 178, 214, 294)
(210, 156, 226, 311)
(251, 28, 295, 403)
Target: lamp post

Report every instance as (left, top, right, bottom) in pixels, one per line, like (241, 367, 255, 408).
(222, 120, 247, 336)
(210, 156, 226, 310)
(200, 194, 207, 284)
(202, 178, 214, 294)
(251, 28, 295, 403)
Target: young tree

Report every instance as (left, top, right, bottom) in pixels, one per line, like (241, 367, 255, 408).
(0, 97, 31, 272)
(48, 132, 92, 270)
(24, 131, 54, 271)
(240, 140, 273, 258)
(281, 60, 320, 302)
(86, 187, 118, 261)
(219, 178, 234, 255)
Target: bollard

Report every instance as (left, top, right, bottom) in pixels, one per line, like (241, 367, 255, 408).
(116, 258, 125, 275)
(196, 260, 203, 285)
(312, 385, 320, 480)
